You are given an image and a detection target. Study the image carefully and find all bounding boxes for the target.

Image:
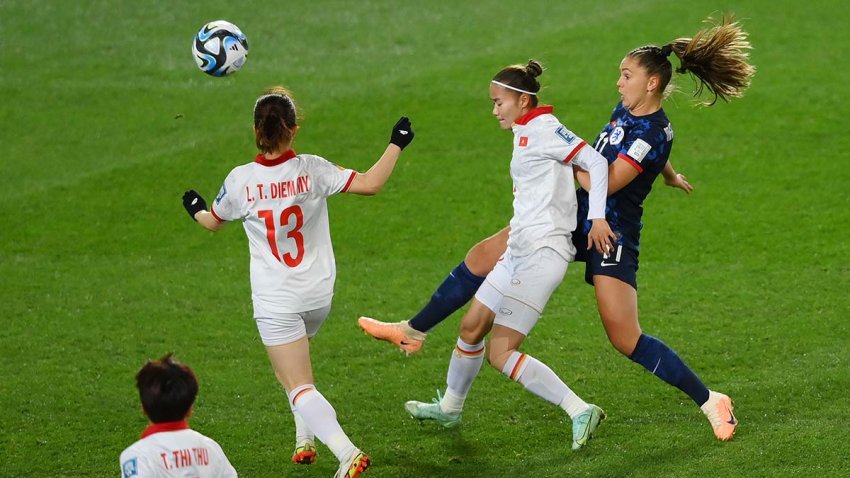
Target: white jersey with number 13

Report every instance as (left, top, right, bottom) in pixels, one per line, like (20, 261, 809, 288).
(210, 150, 356, 317)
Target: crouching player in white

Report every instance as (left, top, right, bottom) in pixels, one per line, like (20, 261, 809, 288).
(405, 61, 617, 451)
(182, 86, 415, 478)
(120, 354, 237, 478)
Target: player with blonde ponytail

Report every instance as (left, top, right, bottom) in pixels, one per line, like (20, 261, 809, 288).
(664, 14, 756, 104)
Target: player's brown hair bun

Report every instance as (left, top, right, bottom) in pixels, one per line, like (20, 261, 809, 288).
(525, 60, 544, 78)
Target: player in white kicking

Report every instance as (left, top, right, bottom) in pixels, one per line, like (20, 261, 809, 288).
(182, 86, 414, 478)
(404, 61, 616, 451)
(120, 354, 237, 478)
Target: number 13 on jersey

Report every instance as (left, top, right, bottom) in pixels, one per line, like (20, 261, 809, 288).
(258, 206, 304, 267)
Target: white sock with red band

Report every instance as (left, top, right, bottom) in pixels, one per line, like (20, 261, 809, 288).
(287, 396, 314, 443)
(441, 338, 485, 414)
(500, 351, 589, 418)
(288, 384, 355, 462)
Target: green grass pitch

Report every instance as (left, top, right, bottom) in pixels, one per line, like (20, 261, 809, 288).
(1, 0, 848, 476)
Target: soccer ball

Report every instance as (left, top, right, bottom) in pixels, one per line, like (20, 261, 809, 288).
(192, 20, 249, 76)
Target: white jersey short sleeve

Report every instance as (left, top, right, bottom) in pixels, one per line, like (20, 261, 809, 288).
(209, 150, 357, 317)
(507, 106, 606, 261)
(119, 424, 237, 478)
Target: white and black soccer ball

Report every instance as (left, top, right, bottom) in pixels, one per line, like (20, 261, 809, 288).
(192, 20, 249, 77)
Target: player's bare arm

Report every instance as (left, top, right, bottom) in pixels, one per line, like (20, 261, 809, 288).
(661, 161, 693, 193)
(345, 145, 402, 196)
(182, 190, 223, 232)
(575, 158, 640, 195)
(346, 117, 414, 195)
(194, 210, 223, 232)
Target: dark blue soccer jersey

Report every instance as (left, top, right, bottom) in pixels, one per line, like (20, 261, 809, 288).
(577, 101, 674, 235)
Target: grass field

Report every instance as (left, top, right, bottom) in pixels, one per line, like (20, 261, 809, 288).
(2, 0, 849, 477)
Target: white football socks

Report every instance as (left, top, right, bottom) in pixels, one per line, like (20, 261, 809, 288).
(288, 384, 356, 463)
(501, 351, 589, 419)
(287, 395, 314, 444)
(441, 338, 485, 414)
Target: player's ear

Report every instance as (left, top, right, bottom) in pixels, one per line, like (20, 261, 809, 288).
(647, 75, 660, 93)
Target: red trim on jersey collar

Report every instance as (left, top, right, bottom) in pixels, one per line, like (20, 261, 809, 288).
(141, 420, 190, 439)
(255, 149, 297, 167)
(514, 105, 554, 126)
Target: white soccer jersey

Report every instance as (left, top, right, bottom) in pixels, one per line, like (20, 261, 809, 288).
(210, 150, 356, 317)
(119, 421, 237, 478)
(508, 106, 608, 260)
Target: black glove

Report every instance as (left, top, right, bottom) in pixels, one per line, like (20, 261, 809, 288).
(389, 116, 414, 150)
(182, 190, 207, 221)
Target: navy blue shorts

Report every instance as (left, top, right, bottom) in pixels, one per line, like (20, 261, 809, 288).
(572, 229, 640, 289)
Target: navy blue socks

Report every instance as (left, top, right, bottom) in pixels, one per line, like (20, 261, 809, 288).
(629, 334, 710, 406)
(408, 261, 485, 333)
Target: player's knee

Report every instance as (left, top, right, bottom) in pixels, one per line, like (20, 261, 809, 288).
(464, 251, 493, 276)
(607, 332, 638, 356)
(458, 313, 491, 344)
(599, 313, 641, 356)
(610, 340, 632, 356)
(458, 322, 487, 344)
(465, 240, 504, 276)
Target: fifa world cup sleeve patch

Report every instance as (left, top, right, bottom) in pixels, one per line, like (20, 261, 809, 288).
(626, 138, 652, 163)
(215, 183, 228, 204)
(555, 126, 578, 145)
(122, 458, 138, 478)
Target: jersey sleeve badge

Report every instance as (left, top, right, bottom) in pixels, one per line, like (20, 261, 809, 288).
(555, 126, 577, 145)
(122, 458, 138, 478)
(215, 183, 228, 204)
(626, 138, 652, 163)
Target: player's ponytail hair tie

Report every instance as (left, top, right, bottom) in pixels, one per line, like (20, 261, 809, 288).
(660, 44, 674, 57)
(253, 88, 299, 153)
(254, 93, 297, 118)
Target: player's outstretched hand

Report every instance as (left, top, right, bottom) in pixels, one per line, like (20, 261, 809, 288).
(182, 190, 207, 221)
(664, 172, 693, 194)
(389, 116, 414, 150)
(587, 218, 618, 256)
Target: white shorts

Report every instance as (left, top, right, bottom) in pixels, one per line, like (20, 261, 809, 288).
(255, 305, 332, 347)
(475, 247, 568, 335)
